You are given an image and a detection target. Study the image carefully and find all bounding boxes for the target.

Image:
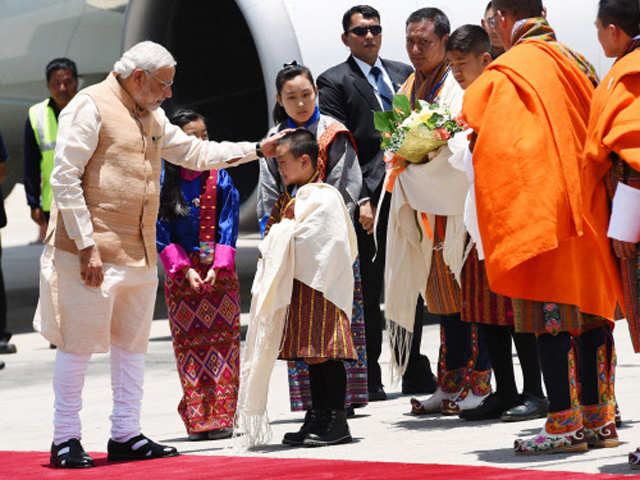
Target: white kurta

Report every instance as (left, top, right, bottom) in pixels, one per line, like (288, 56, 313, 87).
(49, 93, 257, 250)
(34, 80, 259, 354)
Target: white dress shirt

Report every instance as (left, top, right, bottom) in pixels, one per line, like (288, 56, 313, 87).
(352, 56, 395, 109)
(51, 93, 257, 250)
(352, 56, 395, 206)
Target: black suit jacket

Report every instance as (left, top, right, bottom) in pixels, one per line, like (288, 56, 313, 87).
(317, 56, 413, 204)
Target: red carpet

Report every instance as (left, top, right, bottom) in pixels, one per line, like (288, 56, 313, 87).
(0, 451, 636, 480)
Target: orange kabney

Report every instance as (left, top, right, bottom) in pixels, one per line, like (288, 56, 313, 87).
(463, 40, 621, 321)
(584, 47, 640, 352)
(462, 26, 622, 455)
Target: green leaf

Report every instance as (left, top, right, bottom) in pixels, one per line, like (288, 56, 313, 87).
(373, 110, 396, 134)
(392, 94, 411, 118)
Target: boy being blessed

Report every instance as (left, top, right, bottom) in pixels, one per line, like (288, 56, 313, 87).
(236, 129, 358, 448)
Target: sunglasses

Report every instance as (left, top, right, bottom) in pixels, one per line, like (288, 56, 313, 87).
(347, 25, 382, 36)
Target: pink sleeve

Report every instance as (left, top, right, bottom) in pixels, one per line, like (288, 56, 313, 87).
(213, 244, 236, 272)
(159, 243, 191, 280)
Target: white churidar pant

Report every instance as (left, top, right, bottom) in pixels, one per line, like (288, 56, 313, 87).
(53, 344, 144, 445)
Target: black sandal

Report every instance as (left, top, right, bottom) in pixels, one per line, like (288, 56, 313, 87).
(50, 438, 95, 468)
(107, 433, 178, 461)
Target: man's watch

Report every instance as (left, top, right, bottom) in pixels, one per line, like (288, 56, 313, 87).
(256, 142, 264, 158)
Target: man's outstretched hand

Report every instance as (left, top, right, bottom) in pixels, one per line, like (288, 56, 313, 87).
(259, 129, 296, 158)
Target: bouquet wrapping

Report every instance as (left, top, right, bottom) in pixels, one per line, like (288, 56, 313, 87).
(374, 94, 465, 164)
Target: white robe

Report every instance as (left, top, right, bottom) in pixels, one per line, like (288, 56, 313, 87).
(382, 74, 470, 376)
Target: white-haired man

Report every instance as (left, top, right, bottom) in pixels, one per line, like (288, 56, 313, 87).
(34, 41, 288, 469)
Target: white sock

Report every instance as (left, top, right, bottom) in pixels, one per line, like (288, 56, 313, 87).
(53, 350, 91, 445)
(110, 344, 145, 442)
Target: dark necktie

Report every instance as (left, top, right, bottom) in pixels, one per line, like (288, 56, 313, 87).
(370, 65, 394, 111)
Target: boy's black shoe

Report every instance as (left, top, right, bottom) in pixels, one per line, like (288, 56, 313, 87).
(283, 409, 323, 446)
(107, 433, 178, 461)
(50, 438, 95, 468)
(303, 409, 352, 447)
(368, 387, 387, 401)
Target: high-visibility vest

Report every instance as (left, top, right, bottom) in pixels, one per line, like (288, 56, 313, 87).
(28, 99, 58, 212)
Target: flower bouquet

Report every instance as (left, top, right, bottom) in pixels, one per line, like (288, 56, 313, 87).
(374, 94, 466, 164)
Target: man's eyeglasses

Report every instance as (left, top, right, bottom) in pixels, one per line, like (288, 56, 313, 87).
(347, 25, 382, 37)
(144, 70, 173, 90)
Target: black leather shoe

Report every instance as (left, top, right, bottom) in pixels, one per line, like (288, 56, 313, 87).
(368, 387, 387, 402)
(187, 428, 233, 441)
(303, 410, 352, 447)
(283, 409, 322, 446)
(107, 434, 178, 461)
(459, 393, 515, 421)
(0, 341, 16, 354)
(50, 439, 95, 468)
(402, 356, 437, 395)
(187, 432, 209, 441)
(0, 360, 4, 370)
(501, 393, 548, 422)
(402, 378, 437, 395)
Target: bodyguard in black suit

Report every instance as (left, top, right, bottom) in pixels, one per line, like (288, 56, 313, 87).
(317, 5, 436, 400)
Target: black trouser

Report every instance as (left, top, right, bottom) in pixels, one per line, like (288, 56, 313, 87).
(356, 195, 388, 391)
(0, 235, 8, 342)
(538, 326, 614, 414)
(309, 361, 347, 411)
(480, 324, 543, 402)
(358, 194, 433, 390)
(400, 298, 436, 387)
(538, 332, 573, 413)
(578, 326, 614, 407)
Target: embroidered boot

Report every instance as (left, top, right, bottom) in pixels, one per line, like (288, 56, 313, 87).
(514, 408, 587, 455)
(442, 369, 492, 415)
(583, 403, 618, 448)
(580, 326, 618, 449)
(410, 387, 461, 415)
(443, 391, 490, 415)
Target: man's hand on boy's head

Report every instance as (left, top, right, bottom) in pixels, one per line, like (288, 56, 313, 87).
(260, 129, 296, 158)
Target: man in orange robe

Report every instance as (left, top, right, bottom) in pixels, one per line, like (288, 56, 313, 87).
(463, 0, 622, 454)
(582, 0, 640, 469)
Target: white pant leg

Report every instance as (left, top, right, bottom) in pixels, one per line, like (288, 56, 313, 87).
(110, 344, 145, 442)
(53, 350, 91, 445)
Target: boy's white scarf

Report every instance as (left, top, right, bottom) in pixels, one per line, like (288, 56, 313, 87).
(235, 183, 357, 448)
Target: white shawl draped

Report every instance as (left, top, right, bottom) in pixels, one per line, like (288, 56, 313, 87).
(235, 183, 357, 448)
(382, 74, 470, 377)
